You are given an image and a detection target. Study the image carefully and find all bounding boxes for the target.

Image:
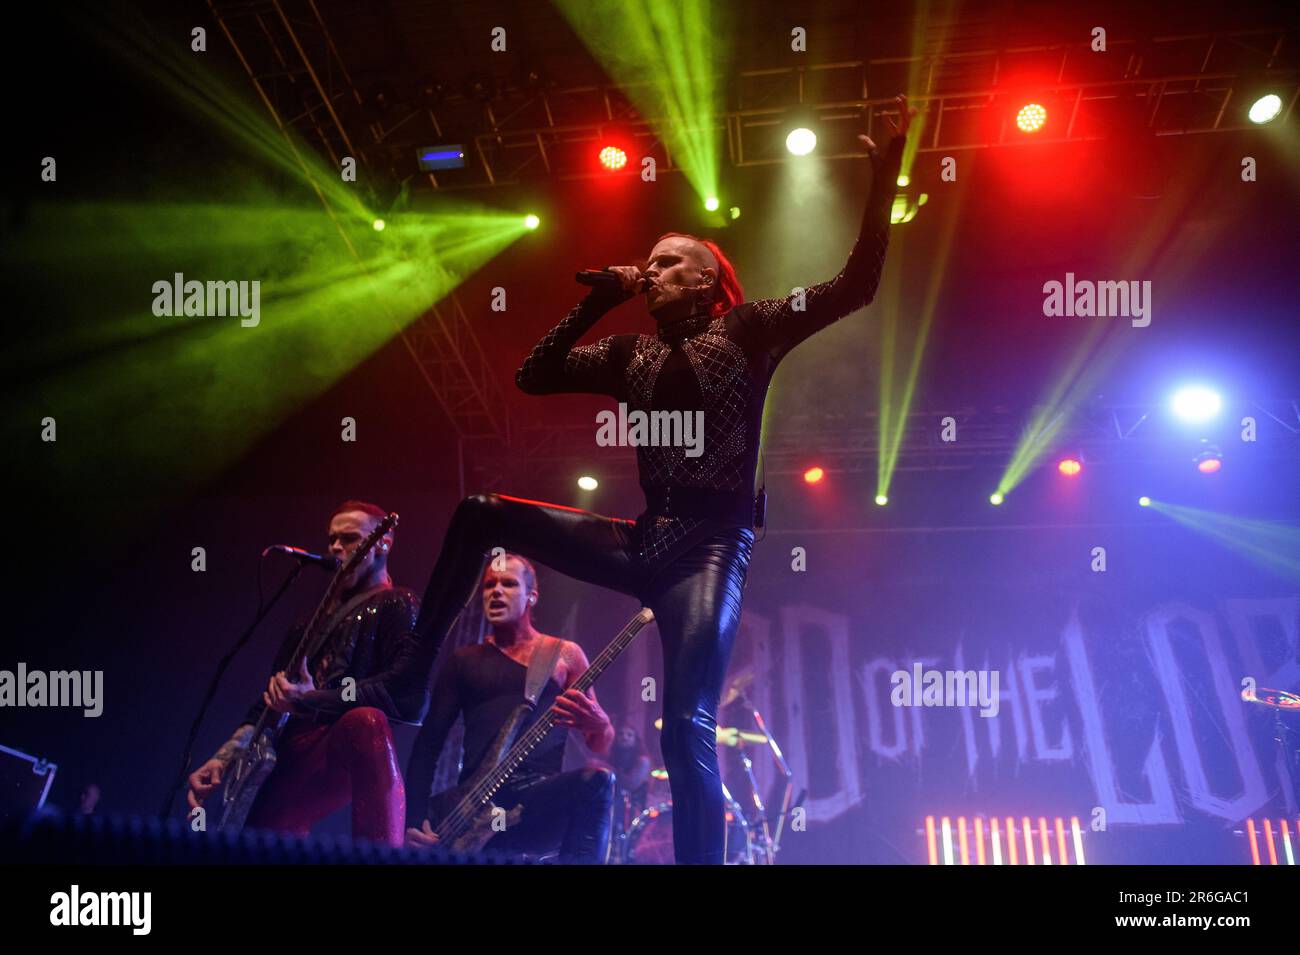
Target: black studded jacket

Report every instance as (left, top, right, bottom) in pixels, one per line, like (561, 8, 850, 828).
(516, 135, 905, 567)
(242, 585, 427, 727)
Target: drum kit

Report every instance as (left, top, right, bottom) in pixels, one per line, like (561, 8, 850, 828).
(1241, 684, 1300, 795)
(615, 677, 797, 865)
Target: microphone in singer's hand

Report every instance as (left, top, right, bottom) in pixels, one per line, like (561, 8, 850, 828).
(575, 269, 652, 294)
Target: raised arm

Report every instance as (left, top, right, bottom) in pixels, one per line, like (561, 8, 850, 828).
(747, 95, 913, 359)
(515, 288, 631, 398)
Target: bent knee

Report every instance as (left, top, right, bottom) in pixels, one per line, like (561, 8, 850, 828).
(583, 767, 615, 798)
(336, 706, 392, 739)
(460, 492, 502, 516)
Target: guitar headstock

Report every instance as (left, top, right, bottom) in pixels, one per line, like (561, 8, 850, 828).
(336, 512, 399, 579)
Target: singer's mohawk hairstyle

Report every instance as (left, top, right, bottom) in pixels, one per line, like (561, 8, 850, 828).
(655, 232, 744, 321)
(329, 500, 389, 523)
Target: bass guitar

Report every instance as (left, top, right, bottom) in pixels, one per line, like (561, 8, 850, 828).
(424, 606, 654, 854)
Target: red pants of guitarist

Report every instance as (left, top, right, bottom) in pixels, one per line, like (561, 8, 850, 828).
(245, 707, 405, 847)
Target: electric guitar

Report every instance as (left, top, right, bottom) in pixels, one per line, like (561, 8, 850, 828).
(218, 512, 399, 832)
(423, 607, 655, 854)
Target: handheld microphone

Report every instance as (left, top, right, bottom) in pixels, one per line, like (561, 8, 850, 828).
(575, 269, 652, 293)
(262, 545, 341, 570)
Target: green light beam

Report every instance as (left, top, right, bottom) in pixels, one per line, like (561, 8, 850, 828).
(554, 0, 728, 205)
(1146, 499, 1300, 585)
(993, 144, 1231, 500)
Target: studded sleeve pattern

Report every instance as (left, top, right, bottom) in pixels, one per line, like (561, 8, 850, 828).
(294, 588, 428, 724)
(515, 294, 627, 398)
(746, 134, 905, 360)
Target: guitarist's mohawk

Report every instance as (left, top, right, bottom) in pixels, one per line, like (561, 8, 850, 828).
(330, 500, 390, 523)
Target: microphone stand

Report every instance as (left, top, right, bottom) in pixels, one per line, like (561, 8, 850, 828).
(157, 560, 306, 822)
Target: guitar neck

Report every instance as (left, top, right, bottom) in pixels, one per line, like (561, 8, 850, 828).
(447, 608, 654, 825)
(251, 513, 398, 741)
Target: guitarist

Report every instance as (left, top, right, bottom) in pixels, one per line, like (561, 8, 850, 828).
(186, 500, 424, 847)
(404, 553, 617, 863)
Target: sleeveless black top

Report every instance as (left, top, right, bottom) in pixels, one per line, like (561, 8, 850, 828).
(421, 643, 567, 785)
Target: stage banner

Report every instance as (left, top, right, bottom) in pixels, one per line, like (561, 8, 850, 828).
(563, 521, 1300, 864)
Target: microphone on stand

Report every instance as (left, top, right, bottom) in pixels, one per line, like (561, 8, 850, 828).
(575, 268, 653, 294)
(262, 545, 340, 570)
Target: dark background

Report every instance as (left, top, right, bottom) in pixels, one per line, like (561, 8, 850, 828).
(2, 0, 1297, 859)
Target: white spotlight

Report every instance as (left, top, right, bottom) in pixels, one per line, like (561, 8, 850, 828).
(786, 127, 817, 156)
(1170, 385, 1222, 423)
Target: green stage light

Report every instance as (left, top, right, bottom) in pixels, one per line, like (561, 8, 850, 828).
(372, 218, 386, 231)
(578, 475, 598, 490)
(704, 196, 720, 212)
(556, 0, 729, 209)
(875, 494, 888, 506)
(6, 6, 534, 512)
(990, 492, 1005, 506)
(524, 214, 541, 230)
(729, 206, 741, 220)
(1139, 496, 1152, 507)
(1145, 499, 1300, 583)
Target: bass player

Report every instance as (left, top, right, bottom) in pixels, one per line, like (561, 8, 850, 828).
(404, 552, 616, 863)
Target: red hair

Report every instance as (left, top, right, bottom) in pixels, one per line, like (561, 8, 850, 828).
(654, 232, 744, 321)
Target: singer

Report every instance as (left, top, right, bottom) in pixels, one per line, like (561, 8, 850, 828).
(411, 97, 914, 863)
(187, 500, 423, 846)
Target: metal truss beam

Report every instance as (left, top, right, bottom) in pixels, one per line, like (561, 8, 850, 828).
(210, 0, 511, 465)
(462, 400, 1300, 488)
(381, 28, 1297, 191)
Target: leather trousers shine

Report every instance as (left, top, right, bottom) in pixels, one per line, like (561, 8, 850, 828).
(486, 767, 616, 864)
(245, 707, 405, 847)
(415, 493, 754, 865)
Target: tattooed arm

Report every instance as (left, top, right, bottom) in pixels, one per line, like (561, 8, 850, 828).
(186, 724, 254, 810)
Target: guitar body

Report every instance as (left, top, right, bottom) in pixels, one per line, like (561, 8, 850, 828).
(218, 728, 278, 831)
(419, 609, 656, 857)
(427, 784, 524, 853)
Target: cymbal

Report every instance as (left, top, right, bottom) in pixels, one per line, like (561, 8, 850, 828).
(1242, 686, 1300, 710)
(716, 727, 770, 748)
(652, 717, 769, 747)
(721, 669, 755, 707)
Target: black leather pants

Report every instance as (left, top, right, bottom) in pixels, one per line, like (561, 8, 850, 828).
(413, 492, 754, 865)
(487, 767, 615, 864)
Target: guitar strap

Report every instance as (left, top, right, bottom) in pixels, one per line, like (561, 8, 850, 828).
(523, 636, 565, 707)
(300, 585, 389, 668)
(462, 638, 564, 793)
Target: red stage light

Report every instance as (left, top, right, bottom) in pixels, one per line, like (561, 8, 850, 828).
(1016, 103, 1047, 133)
(803, 466, 825, 484)
(599, 145, 627, 170)
(1057, 457, 1082, 477)
(1197, 457, 1222, 474)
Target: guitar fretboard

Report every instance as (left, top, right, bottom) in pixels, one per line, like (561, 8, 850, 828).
(439, 608, 654, 838)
